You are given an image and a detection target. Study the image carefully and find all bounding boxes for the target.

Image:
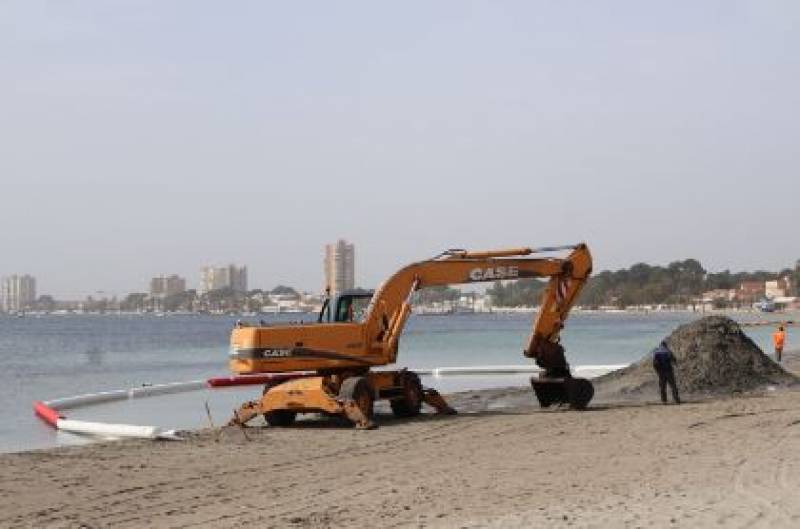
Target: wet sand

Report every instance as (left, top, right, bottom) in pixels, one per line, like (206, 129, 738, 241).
(1, 350, 798, 528)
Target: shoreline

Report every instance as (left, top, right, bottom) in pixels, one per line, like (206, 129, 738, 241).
(4, 307, 799, 317)
(1, 351, 798, 528)
(3, 390, 799, 528)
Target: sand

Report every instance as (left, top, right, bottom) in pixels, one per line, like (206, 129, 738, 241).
(1, 350, 799, 529)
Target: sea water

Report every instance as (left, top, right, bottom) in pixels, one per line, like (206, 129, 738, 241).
(0, 312, 786, 453)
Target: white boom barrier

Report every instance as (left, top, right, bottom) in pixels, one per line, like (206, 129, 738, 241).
(129, 380, 208, 399)
(37, 380, 209, 442)
(44, 389, 131, 410)
(33, 401, 179, 441)
(45, 380, 208, 411)
(35, 364, 628, 442)
(56, 419, 180, 440)
(573, 364, 627, 378)
(415, 364, 627, 378)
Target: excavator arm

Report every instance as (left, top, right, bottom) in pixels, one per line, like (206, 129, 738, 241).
(364, 243, 592, 375)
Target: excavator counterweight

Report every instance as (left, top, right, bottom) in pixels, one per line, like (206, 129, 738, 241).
(228, 243, 593, 428)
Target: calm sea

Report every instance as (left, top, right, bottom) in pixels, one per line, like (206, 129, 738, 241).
(0, 311, 783, 453)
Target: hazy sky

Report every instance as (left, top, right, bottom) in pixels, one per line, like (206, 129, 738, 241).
(1, 1, 798, 298)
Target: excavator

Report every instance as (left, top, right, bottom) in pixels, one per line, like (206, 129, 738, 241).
(229, 243, 593, 429)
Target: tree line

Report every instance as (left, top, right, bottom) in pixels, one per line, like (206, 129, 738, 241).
(487, 259, 800, 308)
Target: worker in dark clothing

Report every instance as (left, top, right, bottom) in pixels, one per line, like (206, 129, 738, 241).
(652, 340, 681, 404)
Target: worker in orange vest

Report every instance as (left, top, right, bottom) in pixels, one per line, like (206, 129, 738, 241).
(772, 325, 786, 362)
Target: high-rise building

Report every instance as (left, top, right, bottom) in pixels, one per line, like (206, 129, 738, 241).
(324, 239, 355, 295)
(1, 274, 37, 312)
(200, 264, 248, 294)
(149, 274, 187, 298)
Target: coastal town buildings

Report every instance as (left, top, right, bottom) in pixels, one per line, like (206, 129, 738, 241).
(765, 278, 791, 299)
(199, 264, 247, 294)
(149, 275, 187, 298)
(0, 274, 36, 312)
(737, 281, 765, 304)
(2, 256, 797, 314)
(701, 289, 737, 304)
(324, 239, 355, 295)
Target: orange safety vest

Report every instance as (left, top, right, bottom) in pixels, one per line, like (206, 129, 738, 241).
(773, 330, 786, 349)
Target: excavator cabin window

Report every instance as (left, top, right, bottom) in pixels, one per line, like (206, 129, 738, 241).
(318, 291, 374, 323)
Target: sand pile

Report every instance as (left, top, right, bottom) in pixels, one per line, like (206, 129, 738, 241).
(595, 316, 798, 399)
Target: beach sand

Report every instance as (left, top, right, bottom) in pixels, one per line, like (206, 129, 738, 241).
(1, 350, 798, 528)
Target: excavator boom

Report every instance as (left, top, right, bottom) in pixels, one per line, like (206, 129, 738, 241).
(362, 243, 592, 369)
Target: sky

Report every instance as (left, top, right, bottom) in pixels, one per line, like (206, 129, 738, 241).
(1, 1, 798, 298)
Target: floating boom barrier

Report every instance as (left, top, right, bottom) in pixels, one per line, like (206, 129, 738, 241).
(413, 364, 627, 378)
(33, 374, 307, 441)
(33, 365, 626, 442)
(34, 400, 178, 440)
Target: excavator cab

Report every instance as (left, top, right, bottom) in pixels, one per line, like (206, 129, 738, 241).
(318, 290, 374, 323)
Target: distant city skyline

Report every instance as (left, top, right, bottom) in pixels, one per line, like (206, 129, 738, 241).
(2, 259, 796, 313)
(2, 2, 798, 298)
(4, 250, 799, 303)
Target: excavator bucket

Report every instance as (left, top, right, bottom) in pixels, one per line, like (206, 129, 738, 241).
(531, 377, 594, 410)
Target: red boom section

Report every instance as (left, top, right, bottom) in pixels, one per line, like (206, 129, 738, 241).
(207, 373, 308, 387)
(33, 401, 62, 427)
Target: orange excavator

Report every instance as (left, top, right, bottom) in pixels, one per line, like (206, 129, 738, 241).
(229, 243, 593, 429)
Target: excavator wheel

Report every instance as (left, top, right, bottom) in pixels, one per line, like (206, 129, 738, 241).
(339, 376, 375, 429)
(565, 378, 594, 410)
(390, 371, 424, 418)
(264, 409, 297, 427)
